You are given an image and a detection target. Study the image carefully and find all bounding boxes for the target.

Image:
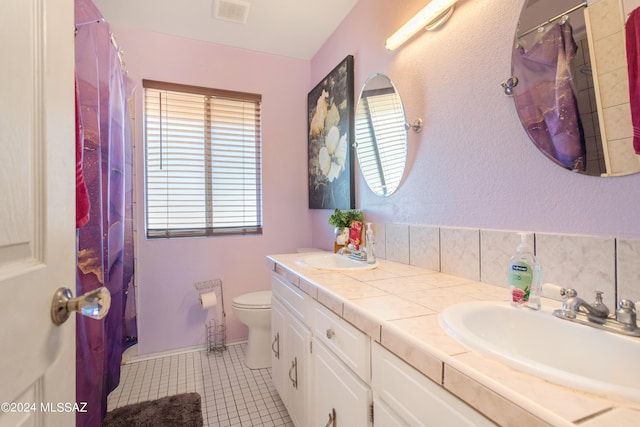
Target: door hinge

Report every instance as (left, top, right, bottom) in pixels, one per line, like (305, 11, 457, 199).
(309, 340, 313, 354)
(369, 402, 374, 423)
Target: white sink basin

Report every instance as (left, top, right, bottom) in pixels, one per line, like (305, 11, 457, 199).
(439, 301, 640, 403)
(296, 253, 377, 271)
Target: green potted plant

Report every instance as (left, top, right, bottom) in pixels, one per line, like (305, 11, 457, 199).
(328, 209, 363, 245)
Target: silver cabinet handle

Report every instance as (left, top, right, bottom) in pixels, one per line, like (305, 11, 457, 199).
(288, 357, 298, 389)
(325, 408, 336, 427)
(272, 332, 280, 359)
(51, 286, 111, 326)
(326, 328, 335, 339)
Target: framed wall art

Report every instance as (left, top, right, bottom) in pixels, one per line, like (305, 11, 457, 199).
(307, 54, 355, 210)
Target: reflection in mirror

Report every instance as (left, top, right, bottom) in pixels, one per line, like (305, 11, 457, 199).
(355, 73, 408, 196)
(512, 0, 640, 176)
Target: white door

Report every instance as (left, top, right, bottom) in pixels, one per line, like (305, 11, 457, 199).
(0, 0, 76, 426)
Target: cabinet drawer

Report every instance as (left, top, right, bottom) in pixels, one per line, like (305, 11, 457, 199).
(272, 273, 309, 323)
(311, 301, 370, 383)
(372, 343, 495, 427)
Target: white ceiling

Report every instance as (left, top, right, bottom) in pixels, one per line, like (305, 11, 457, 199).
(92, 0, 360, 60)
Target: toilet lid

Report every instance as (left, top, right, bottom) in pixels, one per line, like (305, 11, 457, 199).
(232, 290, 272, 309)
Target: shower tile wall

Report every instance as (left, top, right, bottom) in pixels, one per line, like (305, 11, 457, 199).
(587, 0, 640, 175)
(573, 36, 607, 175)
(376, 223, 640, 306)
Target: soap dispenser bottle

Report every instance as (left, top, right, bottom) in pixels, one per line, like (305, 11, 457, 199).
(365, 223, 376, 264)
(508, 233, 541, 310)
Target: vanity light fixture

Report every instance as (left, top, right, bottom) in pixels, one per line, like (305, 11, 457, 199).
(385, 0, 458, 51)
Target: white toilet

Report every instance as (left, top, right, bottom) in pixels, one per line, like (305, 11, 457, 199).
(231, 290, 272, 369)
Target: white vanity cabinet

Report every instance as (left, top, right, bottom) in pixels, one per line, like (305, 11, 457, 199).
(270, 265, 491, 427)
(310, 301, 373, 427)
(271, 273, 311, 427)
(372, 343, 495, 426)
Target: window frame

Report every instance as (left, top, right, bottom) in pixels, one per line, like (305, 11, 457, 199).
(143, 79, 263, 239)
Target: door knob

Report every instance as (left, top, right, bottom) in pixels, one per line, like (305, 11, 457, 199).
(51, 286, 111, 326)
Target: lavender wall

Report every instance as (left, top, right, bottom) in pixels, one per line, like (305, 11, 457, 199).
(114, 0, 640, 356)
(310, 0, 640, 250)
(111, 25, 312, 355)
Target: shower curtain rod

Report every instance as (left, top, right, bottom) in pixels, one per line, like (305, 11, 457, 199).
(518, 1, 588, 38)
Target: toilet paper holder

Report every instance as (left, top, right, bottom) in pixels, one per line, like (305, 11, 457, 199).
(195, 279, 226, 354)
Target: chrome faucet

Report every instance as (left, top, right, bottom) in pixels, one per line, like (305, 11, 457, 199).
(553, 289, 640, 337)
(562, 289, 609, 320)
(616, 299, 637, 330)
(338, 244, 368, 261)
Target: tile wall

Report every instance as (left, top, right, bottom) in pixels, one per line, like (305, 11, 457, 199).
(587, 0, 640, 174)
(371, 223, 640, 310)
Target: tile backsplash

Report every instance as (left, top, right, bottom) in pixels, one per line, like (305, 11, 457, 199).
(371, 223, 640, 308)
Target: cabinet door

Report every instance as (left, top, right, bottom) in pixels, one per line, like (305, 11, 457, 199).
(271, 296, 287, 398)
(374, 399, 409, 427)
(287, 314, 311, 427)
(312, 337, 372, 427)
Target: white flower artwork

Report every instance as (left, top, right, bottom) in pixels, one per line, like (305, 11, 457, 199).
(307, 55, 354, 209)
(318, 126, 347, 182)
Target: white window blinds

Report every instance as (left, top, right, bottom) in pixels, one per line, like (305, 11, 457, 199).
(143, 80, 262, 238)
(355, 88, 407, 196)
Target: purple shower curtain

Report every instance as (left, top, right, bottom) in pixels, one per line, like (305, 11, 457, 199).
(75, 0, 136, 425)
(512, 22, 586, 171)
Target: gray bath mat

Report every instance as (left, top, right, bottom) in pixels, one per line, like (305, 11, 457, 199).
(102, 392, 203, 427)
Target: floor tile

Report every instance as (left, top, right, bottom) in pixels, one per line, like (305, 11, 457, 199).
(107, 343, 293, 427)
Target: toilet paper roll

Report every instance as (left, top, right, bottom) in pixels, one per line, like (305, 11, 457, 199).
(200, 292, 218, 310)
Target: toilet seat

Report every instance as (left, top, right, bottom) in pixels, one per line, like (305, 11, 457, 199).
(232, 290, 272, 310)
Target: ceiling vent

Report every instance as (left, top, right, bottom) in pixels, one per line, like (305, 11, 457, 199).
(213, 0, 251, 24)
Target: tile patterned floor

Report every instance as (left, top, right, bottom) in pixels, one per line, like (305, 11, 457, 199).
(107, 343, 294, 427)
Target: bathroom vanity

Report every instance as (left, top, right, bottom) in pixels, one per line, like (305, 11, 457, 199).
(267, 253, 639, 427)
(271, 266, 492, 426)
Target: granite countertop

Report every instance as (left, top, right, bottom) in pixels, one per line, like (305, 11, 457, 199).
(266, 253, 640, 427)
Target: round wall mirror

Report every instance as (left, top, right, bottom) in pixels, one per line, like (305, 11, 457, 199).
(355, 73, 408, 196)
(512, 0, 640, 177)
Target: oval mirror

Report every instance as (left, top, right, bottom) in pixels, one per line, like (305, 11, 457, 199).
(355, 73, 408, 196)
(512, 0, 640, 176)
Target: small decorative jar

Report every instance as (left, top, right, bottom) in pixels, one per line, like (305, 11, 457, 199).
(335, 227, 350, 245)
